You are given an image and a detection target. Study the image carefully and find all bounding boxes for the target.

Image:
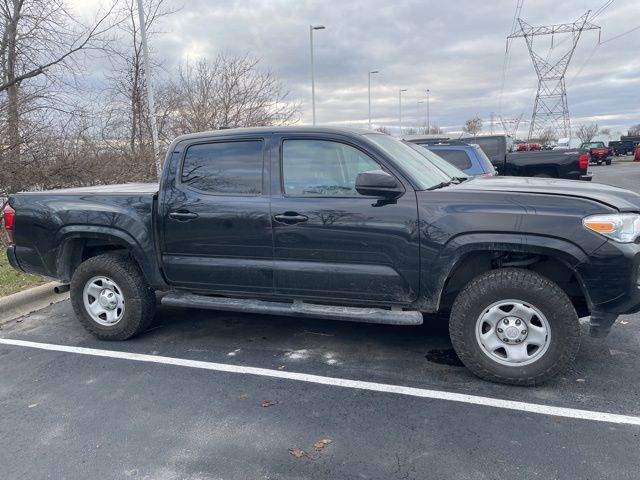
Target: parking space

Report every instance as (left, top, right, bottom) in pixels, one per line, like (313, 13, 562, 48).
(2, 158, 640, 479)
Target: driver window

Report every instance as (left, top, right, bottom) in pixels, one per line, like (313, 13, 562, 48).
(282, 139, 380, 196)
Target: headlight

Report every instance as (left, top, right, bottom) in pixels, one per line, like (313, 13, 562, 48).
(583, 213, 640, 243)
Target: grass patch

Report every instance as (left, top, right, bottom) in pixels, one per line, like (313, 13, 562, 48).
(0, 250, 46, 297)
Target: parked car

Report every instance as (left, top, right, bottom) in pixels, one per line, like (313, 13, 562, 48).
(405, 139, 496, 177)
(610, 139, 637, 156)
(528, 143, 542, 151)
(635, 143, 640, 162)
(580, 141, 611, 165)
(457, 134, 591, 180)
(404, 142, 471, 181)
(517, 143, 528, 151)
(6, 127, 640, 385)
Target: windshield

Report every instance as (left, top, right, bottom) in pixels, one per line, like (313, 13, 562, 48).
(364, 134, 451, 189)
(582, 142, 605, 149)
(405, 143, 469, 179)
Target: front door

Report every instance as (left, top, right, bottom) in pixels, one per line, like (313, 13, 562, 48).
(160, 135, 273, 294)
(270, 135, 420, 305)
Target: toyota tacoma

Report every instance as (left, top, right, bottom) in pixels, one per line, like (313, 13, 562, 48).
(5, 127, 640, 385)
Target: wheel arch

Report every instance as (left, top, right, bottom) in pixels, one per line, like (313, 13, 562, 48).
(55, 226, 168, 289)
(432, 233, 593, 317)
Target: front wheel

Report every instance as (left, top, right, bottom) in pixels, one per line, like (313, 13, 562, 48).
(605, 158, 612, 165)
(70, 253, 156, 340)
(449, 268, 580, 385)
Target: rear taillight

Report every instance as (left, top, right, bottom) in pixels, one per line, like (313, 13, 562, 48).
(579, 153, 589, 170)
(3, 204, 15, 245)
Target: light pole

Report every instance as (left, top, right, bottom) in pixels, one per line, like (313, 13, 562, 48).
(367, 70, 379, 129)
(426, 89, 430, 134)
(398, 88, 407, 135)
(417, 100, 425, 131)
(136, 0, 161, 177)
(309, 25, 325, 126)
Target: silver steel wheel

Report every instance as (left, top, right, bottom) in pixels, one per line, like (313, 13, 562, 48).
(82, 276, 125, 326)
(475, 299, 551, 367)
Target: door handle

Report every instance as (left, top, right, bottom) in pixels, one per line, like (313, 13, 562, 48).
(274, 212, 309, 224)
(169, 210, 199, 221)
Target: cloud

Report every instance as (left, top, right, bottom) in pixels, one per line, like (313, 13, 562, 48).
(73, 0, 640, 137)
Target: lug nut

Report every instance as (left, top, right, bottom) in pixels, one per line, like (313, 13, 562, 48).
(515, 319, 521, 326)
(515, 339, 521, 343)
(497, 328, 503, 333)
(503, 319, 509, 325)
(521, 330, 527, 335)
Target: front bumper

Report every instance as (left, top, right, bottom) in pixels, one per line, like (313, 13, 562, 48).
(6, 245, 24, 273)
(577, 240, 640, 315)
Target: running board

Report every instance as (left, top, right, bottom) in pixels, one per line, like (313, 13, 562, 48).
(161, 293, 423, 325)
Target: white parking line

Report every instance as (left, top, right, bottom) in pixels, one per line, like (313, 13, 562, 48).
(2, 337, 640, 427)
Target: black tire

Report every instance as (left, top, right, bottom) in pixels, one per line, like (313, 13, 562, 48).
(605, 158, 612, 165)
(449, 268, 580, 386)
(70, 253, 156, 340)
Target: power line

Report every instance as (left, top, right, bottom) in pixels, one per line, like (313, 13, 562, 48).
(599, 25, 640, 44)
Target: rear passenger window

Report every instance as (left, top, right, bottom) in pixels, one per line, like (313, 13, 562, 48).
(431, 149, 473, 171)
(181, 141, 263, 194)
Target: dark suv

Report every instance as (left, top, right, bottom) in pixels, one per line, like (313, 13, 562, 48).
(408, 139, 496, 176)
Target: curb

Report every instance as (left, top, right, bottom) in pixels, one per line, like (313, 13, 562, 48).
(0, 282, 69, 325)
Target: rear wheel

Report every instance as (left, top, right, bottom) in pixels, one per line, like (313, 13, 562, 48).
(70, 253, 155, 340)
(605, 158, 612, 165)
(449, 268, 580, 385)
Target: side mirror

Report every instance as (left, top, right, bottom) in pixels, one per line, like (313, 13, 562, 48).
(355, 169, 404, 198)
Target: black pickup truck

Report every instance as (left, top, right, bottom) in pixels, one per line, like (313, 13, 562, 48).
(458, 134, 592, 180)
(5, 127, 640, 385)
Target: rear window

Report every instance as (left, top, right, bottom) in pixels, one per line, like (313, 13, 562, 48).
(428, 148, 473, 171)
(181, 140, 263, 194)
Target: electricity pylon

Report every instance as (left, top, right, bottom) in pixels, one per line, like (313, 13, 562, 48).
(500, 114, 523, 139)
(508, 11, 600, 141)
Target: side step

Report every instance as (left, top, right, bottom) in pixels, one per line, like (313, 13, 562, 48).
(161, 293, 423, 325)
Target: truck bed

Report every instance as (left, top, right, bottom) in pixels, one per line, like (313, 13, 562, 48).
(8, 183, 160, 284)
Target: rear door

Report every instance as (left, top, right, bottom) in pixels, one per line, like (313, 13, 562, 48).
(269, 133, 420, 305)
(160, 134, 273, 294)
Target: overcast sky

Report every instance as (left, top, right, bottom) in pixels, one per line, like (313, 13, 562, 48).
(72, 0, 640, 137)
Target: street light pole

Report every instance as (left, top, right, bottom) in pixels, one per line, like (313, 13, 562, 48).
(368, 70, 379, 129)
(136, 0, 161, 178)
(426, 89, 430, 134)
(398, 88, 407, 135)
(309, 25, 325, 126)
(417, 100, 425, 131)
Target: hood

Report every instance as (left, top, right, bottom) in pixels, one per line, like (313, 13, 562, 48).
(451, 176, 640, 212)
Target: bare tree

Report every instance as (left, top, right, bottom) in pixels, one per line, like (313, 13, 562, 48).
(163, 54, 300, 138)
(537, 127, 558, 145)
(102, 0, 173, 181)
(0, 0, 115, 195)
(575, 123, 599, 143)
(628, 124, 640, 136)
(463, 117, 482, 136)
(418, 125, 443, 135)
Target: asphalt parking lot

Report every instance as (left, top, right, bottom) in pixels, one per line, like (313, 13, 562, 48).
(1, 159, 640, 480)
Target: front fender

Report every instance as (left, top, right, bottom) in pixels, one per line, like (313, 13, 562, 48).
(417, 232, 601, 312)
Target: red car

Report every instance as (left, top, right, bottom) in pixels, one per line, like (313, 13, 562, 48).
(635, 143, 640, 162)
(580, 141, 611, 165)
(516, 143, 528, 151)
(528, 143, 542, 150)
